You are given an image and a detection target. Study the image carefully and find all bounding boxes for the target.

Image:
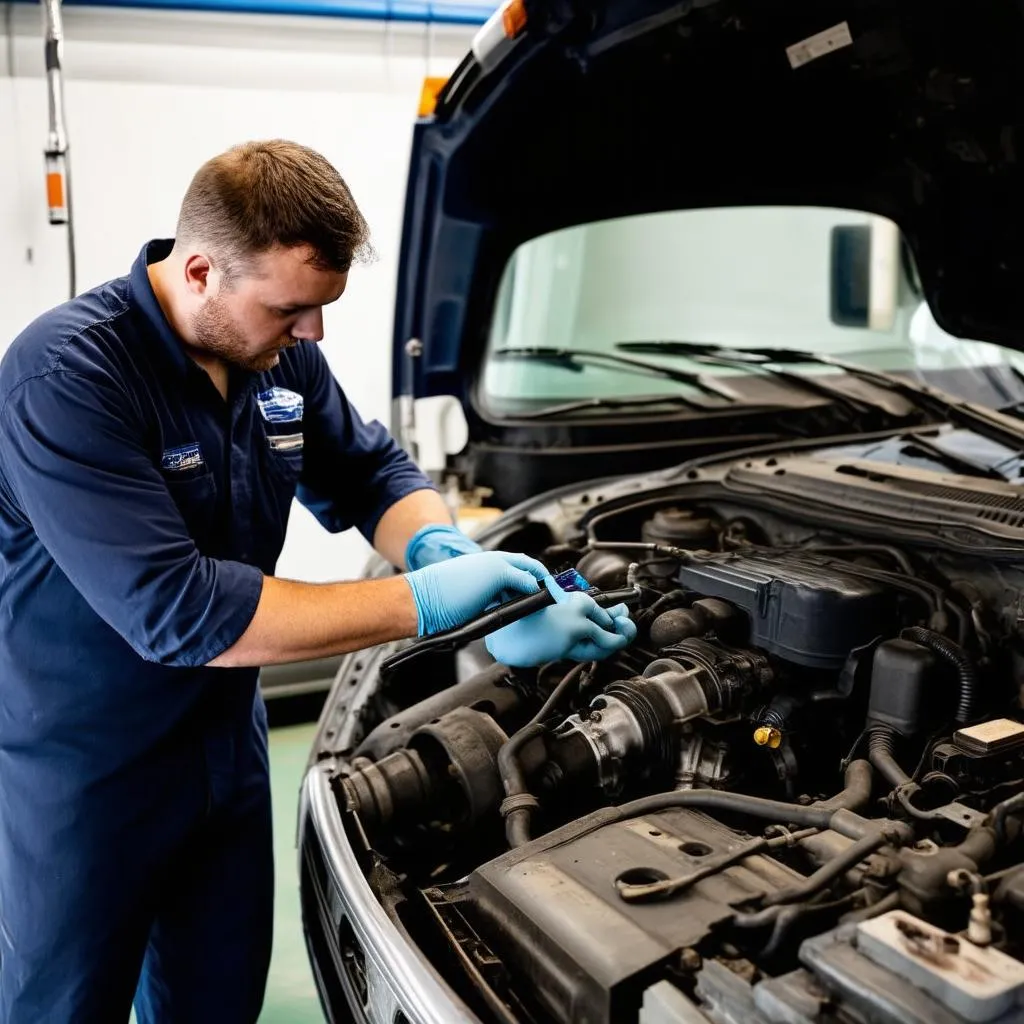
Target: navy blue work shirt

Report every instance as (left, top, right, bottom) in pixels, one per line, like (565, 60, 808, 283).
(0, 239, 432, 791)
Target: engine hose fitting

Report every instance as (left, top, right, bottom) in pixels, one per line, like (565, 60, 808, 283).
(498, 722, 547, 848)
(601, 679, 677, 772)
(500, 793, 540, 817)
(647, 638, 772, 716)
(342, 707, 509, 834)
(900, 626, 978, 724)
(866, 725, 940, 820)
(867, 726, 916, 794)
(544, 639, 772, 799)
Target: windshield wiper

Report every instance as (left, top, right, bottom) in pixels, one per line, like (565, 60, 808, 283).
(617, 340, 1024, 452)
(490, 346, 739, 402)
(508, 394, 730, 421)
(617, 340, 896, 419)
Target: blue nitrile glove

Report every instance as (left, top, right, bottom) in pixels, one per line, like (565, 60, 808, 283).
(485, 574, 638, 668)
(405, 523, 483, 570)
(404, 550, 549, 636)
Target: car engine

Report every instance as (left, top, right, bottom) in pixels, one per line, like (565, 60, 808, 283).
(325, 488, 1024, 1024)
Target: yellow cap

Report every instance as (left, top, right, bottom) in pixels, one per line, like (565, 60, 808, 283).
(754, 726, 783, 749)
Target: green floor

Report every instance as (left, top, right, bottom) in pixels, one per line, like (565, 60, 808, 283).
(261, 721, 325, 1022)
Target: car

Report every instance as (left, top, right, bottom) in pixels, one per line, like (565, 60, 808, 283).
(298, 3, 1024, 1022)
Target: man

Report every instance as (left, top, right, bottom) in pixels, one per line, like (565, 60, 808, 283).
(0, 140, 635, 1022)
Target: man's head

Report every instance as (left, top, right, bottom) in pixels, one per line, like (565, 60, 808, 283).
(162, 140, 373, 372)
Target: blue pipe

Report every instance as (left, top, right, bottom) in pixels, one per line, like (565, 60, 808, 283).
(13, 0, 496, 25)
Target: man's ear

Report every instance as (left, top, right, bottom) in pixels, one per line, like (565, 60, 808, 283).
(182, 253, 213, 297)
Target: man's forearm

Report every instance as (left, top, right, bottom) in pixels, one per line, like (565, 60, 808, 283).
(210, 489, 459, 669)
(207, 574, 419, 668)
(371, 487, 454, 569)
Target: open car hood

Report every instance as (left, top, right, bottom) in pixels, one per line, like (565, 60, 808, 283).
(392, 0, 1024, 503)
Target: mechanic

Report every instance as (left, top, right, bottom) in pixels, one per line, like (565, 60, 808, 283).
(0, 140, 636, 1023)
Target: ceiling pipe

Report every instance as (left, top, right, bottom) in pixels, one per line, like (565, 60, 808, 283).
(20, 0, 495, 25)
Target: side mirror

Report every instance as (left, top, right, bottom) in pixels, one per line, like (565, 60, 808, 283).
(829, 218, 899, 330)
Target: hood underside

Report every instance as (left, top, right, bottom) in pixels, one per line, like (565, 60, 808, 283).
(396, 0, 1024, 406)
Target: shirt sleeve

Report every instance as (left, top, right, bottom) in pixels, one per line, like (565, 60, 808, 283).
(0, 370, 264, 668)
(295, 347, 436, 542)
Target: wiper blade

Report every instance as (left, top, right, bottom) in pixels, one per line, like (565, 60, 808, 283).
(509, 394, 724, 421)
(618, 340, 1024, 452)
(490, 346, 739, 402)
(617, 340, 888, 418)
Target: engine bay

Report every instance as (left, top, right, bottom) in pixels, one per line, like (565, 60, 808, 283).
(323, 469, 1024, 1024)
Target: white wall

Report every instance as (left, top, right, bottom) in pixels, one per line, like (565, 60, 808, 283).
(0, 3, 475, 580)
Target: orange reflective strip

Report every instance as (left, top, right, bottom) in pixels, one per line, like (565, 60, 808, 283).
(46, 171, 65, 210)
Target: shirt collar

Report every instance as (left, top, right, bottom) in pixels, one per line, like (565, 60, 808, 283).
(128, 239, 200, 381)
(128, 239, 264, 399)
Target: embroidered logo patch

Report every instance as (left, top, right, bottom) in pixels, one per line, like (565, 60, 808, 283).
(257, 387, 304, 424)
(161, 442, 204, 472)
(267, 432, 303, 453)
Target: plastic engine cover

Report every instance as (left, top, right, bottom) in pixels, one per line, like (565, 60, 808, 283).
(675, 551, 895, 668)
(467, 807, 805, 1024)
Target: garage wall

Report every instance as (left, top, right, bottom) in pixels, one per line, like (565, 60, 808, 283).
(0, 3, 476, 580)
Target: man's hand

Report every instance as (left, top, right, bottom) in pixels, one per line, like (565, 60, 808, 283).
(403, 550, 547, 635)
(210, 549, 634, 672)
(485, 575, 637, 667)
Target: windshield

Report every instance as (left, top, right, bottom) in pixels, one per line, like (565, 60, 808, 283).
(481, 206, 1024, 413)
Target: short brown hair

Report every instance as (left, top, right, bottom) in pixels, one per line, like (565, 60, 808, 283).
(175, 139, 373, 275)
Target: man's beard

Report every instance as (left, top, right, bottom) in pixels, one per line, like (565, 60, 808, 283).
(189, 297, 288, 373)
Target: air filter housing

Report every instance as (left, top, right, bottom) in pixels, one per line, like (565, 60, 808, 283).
(675, 550, 894, 668)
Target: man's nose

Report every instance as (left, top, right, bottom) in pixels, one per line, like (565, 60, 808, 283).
(292, 308, 324, 342)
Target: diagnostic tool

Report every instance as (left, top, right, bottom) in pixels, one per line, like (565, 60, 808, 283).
(381, 567, 639, 676)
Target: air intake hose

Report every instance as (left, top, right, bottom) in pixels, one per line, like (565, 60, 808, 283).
(867, 725, 916, 793)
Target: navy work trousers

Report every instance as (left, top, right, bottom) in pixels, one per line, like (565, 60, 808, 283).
(0, 701, 273, 1022)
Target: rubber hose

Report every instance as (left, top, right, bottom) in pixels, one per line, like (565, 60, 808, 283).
(867, 726, 916, 792)
(900, 626, 977, 724)
(763, 832, 889, 907)
(760, 892, 862, 959)
(498, 722, 545, 848)
(812, 759, 873, 813)
(499, 664, 589, 848)
(841, 890, 901, 924)
(956, 825, 998, 866)
(528, 663, 588, 730)
(990, 792, 1024, 842)
(613, 791, 838, 831)
(543, 793, 910, 877)
(506, 808, 532, 848)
